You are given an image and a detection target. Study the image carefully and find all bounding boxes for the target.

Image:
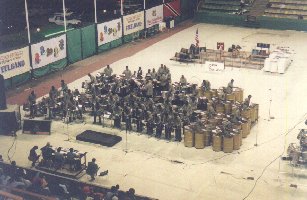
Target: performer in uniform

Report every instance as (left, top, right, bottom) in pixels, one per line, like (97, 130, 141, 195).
(104, 65, 113, 77)
(179, 75, 187, 86)
(123, 66, 132, 79)
(242, 95, 252, 110)
(174, 114, 182, 142)
(28, 91, 37, 118)
(61, 80, 68, 95)
(226, 79, 234, 94)
(137, 67, 142, 79)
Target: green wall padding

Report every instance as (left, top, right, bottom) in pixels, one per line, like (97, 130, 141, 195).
(32, 59, 67, 78)
(124, 34, 133, 43)
(98, 43, 111, 53)
(110, 38, 122, 49)
(49, 59, 67, 72)
(81, 24, 96, 59)
(4, 79, 12, 89)
(67, 29, 82, 64)
(33, 65, 50, 78)
(11, 72, 31, 87)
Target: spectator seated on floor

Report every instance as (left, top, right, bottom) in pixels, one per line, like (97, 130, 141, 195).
(7, 177, 28, 189)
(125, 188, 137, 200)
(48, 178, 70, 199)
(104, 186, 119, 200)
(86, 158, 99, 181)
(54, 147, 65, 169)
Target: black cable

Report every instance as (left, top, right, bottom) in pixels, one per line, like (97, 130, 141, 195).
(7, 135, 17, 163)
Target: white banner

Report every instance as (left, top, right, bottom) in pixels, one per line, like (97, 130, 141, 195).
(0, 47, 31, 79)
(97, 18, 122, 46)
(146, 5, 163, 28)
(31, 35, 66, 69)
(205, 61, 225, 72)
(123, 11, 145, 35)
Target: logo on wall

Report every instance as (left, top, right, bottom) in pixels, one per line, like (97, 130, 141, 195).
(100, 32, 104, 42)
(35, 53, 41, 64)
(152, 10, 156, 17)
(54, 47, 59, 57)
(59, 39, 64, 50)
(46, 48, 53, 57)
(40, 46, 45, 56)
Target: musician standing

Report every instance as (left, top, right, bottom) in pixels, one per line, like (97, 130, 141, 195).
(123, 66, 132, 79)
(174, 114, 182, 142)
(28, 91, 37, 118)
(242, 95, 252, 110)
(151, 68, 157, 80)
(104, 65, 113, 77)
(88, 73, 97, 85)
(61, 80, 68, 95)
(49, 86, 58, 101)
(137, 67, 142, 78)
(144, 80, 154, 98)
(93, 101, 102, 124)
(226, 79, 235, 94)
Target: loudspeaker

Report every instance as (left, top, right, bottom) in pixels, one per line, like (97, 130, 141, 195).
(23, 119, 52, 135)
(0, 74, 6, 110)
(0, 105, 20, 135)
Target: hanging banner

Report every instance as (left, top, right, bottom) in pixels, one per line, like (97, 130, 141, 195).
(0, 47, 31, 79)
(97, 18, 122, 46)
(123, 11, 144, 35)
(31, 35, 66, 69)
(146, 5, 163, 28)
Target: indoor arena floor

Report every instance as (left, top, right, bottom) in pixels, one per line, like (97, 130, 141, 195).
(1, 23, 307, 200)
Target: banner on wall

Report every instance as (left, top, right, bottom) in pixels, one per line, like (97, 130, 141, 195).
(0, 47, 31, 79)
(146, 5, 163, 28)
(31, 35, 66, 69)
(97, 18, 122, 46)
(123, 11, 144, 35)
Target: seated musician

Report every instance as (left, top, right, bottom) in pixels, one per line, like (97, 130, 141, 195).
(28, 91, 37, 118)
(226, 79, 235, 94)
(86, 158, 99, 181)
(61, 80, 68, 95)
(179, 75, 187, 86)
(40, 142, 55, 166)
(54, 147, 65, 169)
(66, 148, 82, 171)
(112, 103, 122, 129)
(131, 71, 137, 78)
(207, 103, 216, 118)
(122, 66, 132, 79)
(242, 95, 252, 110)
(137, 67, 142, 78)
(93, 101, 102, 124)
(104, 65, 113, 77)
(201, 80, 211, 92)
(73, 89, 80, 96)
(197, 98, 208, 111)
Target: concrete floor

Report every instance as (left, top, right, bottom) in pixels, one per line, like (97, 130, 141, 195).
(1, 23, 307, 200)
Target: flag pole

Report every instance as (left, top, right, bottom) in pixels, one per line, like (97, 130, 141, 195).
(94, 0, 97, 24)
(62, 0, 67, 32)
(121, 0, 123, 16)
(24, 0, 31, 44)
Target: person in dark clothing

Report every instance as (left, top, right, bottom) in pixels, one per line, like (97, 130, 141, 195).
(86, 158, 99, 181)
(28, 146, 40, 167)
(40, 142, 55, 166)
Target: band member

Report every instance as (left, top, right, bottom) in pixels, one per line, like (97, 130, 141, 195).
(28, 91, 37, 118)
(151, 68, 157, 80)
(93, 101, 102, 124)
(164, 120, 173, 140)
(123, 66, 132, 79)
(201, 80, 211, 92)
(145, 69, 152, 80)
(157, 64, 164, 76)
(137, 67, 142, 79)
(136, 108, 144, 133)
(207, 103, 216, 118)
(104, 65, 113, 77)
(146, 111, 154, 135)
(113, 103, 122, 129)
(88, 73, 97, 85)
(61, 80, 68, 95)
(174, 114, 182, 141)
(144, 80, 153, 98)
(49, 86, 58, 101)
(226, 79, 234, 94)
(154, 114, 163, 138)
(180, 75, 187, 86)
(242, 95, 252, 110)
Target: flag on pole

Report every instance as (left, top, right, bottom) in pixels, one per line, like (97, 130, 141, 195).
(195, 28, 199, 47)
